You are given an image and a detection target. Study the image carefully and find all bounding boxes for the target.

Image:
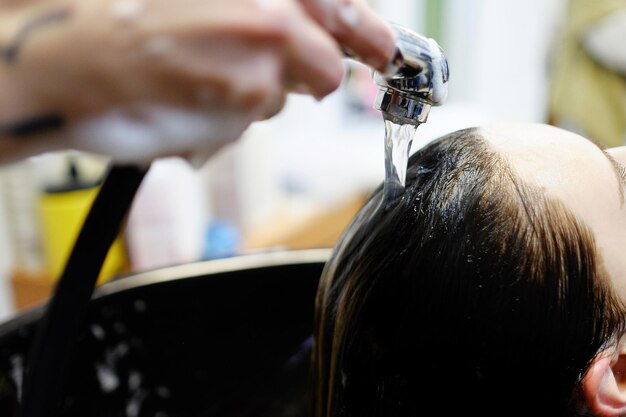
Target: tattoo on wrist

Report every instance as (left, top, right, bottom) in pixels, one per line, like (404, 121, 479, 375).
(0, 114, 66, 137)
(2, 7, 73, 64)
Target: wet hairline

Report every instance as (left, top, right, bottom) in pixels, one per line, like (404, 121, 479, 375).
(474, 129, 622, 337)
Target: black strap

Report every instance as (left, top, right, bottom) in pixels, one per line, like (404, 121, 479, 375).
(19, 163, 148, 417)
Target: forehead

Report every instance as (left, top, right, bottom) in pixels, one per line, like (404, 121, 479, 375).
(479, 122, 626, 298)
(480, 123, 611, 190)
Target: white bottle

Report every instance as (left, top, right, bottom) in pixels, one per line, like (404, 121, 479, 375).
(125, 157, 207, 272)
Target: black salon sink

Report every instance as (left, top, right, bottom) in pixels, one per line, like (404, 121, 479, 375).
(0, 249, 329, 417)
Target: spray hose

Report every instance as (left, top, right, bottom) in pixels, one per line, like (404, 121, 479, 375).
(18, 163, 148, 417)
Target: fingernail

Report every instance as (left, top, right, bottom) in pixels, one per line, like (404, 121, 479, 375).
(337, 0, 359, 28)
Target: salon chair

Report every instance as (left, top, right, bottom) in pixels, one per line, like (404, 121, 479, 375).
(0, 249, 329, 417)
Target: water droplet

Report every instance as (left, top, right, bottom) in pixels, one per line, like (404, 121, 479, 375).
(114, 321, 126, 334)
(95, 363, 119, 393)
(91, 324, 106, 341)
(157, 386, 171, 398)
(416, 166, 432, 175)
(133, 299, 147, 312)
(126, 400, 140, 417)
(9, 355, 23, 400)
(128, 370, 142, 390)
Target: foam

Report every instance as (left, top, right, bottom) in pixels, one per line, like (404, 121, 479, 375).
(69, 104, 250, 163)
(144, 36, 174, 56)
(110, 0, 143, 22)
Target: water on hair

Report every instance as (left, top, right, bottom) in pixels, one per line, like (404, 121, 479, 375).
(383, 120, 418, 205)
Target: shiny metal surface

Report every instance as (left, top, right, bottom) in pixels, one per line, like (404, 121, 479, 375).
(373, 24, 449, 125)
(95, 248, 332, 297)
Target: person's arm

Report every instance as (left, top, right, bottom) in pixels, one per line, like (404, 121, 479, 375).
(0, 0, 395, 164)
(0, 3, 71, 162)
(0, 5, 47, 120)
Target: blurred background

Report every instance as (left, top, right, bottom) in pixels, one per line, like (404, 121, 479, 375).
(0, 0, 623, 320)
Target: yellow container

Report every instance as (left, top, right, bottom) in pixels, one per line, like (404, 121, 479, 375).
(38, 186, 128, 285)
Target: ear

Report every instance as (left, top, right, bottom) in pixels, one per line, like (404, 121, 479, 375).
(606, 146, 626, 167)
(583, 341, 626, 417)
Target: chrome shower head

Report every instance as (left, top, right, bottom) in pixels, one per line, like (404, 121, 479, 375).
(373, 24, 449, 125)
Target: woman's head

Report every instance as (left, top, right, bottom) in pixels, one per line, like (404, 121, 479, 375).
(312, 123, 626, 417)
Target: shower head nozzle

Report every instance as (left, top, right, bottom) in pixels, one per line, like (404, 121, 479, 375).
(373, 24, 449, 126)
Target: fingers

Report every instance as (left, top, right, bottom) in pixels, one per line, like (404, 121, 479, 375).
(171, 0, 346, 103)
(280, 4, 345, 99)
(298, 0, 395, 72)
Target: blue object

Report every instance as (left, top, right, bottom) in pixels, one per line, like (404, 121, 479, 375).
(204, 221, 241, 260)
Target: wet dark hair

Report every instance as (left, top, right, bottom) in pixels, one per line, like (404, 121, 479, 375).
(311, 128, 626, 417)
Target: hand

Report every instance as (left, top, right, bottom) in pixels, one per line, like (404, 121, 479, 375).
(1, 0, 395, 162)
